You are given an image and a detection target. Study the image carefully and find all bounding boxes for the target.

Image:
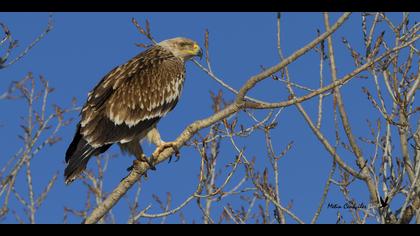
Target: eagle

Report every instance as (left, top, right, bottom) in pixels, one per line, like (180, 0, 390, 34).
(64, 37, 202, 184)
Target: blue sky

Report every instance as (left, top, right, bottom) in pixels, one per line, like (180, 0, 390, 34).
(0, 12, 417, 223)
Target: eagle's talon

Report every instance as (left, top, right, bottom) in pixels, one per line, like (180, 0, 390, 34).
(143, 158, 156, 171)
(152, 142, 179, 160)
(167, 152, 181, 163)
(148, 162, 156, 171)
(129, 160, 151, 179)
(174, 146, 180, 157)
(129, 158, 156, 172)
(174, 154, 181, 162)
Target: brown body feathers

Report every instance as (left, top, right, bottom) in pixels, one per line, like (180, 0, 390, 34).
(64, 39, 201, 184)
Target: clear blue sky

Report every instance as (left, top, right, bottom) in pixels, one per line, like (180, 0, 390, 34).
(0, 12, 416, 223)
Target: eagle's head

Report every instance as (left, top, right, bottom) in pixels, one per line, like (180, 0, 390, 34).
(158, 37, 203, 61)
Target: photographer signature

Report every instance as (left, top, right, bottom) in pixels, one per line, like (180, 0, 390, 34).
(327, 202, 367, 210)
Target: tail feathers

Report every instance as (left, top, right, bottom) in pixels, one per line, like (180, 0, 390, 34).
(65, 125, 111, 184)
(64, 142, 95, 185)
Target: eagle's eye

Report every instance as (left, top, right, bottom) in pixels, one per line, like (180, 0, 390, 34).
(179, 42, 191, 48)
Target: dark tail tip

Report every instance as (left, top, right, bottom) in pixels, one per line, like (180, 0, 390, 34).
(64, 160, 87, 184)
(65, 124, 112, 184)
(64, 146, 91, 185)
(64, 124, 92, 184)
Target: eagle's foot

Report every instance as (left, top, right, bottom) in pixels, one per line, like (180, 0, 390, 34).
(123, 160, 146, 182)
(141, 157, 156, 171)
(127, 156, 156, 172)
(152, 142, 180, 161)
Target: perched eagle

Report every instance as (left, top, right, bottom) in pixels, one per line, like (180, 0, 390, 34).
(65, 37, 202, 184)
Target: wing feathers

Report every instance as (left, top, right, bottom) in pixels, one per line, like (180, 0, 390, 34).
(79, 45, 184, 145)
(65, 45, 186, 183)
